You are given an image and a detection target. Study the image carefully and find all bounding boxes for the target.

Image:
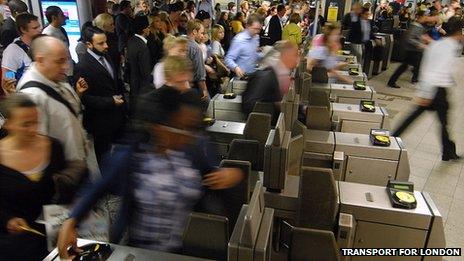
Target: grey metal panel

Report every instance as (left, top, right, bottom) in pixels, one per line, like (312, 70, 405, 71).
(332, 103, 384, 122)
(288, 135, 304, 176)
(206, 120, 245, 143)
(337, 70, 367, 82)
(422, 192, 446, 255)
(213, 94, 243, 110)
(334, 132, 401, 160)
(380, 107, 391, 130)
(304, 129, 335, 154)
(339, 181, 432, 229)
(345, 156, 397, 186)
(254, 208, 274, 261)
(228, 206, 248, 261)
(395, 137, 411, 182)
(352, 221, 426, 261)
(214, 110, 246, 122)
(330, 84, 374, 100)
(341, 120, 382, 134)
(263, 175, 300, 212)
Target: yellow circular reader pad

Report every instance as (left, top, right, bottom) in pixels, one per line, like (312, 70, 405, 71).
(375, 135, 390, 143)
(395, 191, 416, 203)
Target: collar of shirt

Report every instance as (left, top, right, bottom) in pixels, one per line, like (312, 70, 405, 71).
(135, 34, 148, 44)
(87, 48, 103, 61)
(10, 16, 15, 22)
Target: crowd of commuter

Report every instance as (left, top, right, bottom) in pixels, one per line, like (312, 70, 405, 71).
(0, 0, 462, 259)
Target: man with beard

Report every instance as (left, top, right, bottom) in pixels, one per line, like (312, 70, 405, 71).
(75, 26, 127, 168)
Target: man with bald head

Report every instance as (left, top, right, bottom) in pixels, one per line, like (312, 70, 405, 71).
(17, 36, 88, 164)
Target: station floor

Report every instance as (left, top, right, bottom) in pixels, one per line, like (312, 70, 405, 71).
(368, 60, 464, 259)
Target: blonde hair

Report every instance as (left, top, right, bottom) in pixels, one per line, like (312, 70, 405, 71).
(187, 19, 203, 34)
(164, 55, 193, 79)
(211, 24, 224, 41)
(163, 35, 188, 53)
(93, 13, 114, 31)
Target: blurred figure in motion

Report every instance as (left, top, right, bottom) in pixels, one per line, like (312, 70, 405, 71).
(225, 13, 263, 79)
(242, 40, 300, 116)
(57, 83, 244, 258)
(393, 17, 464, 161)
(0, 94, 81, 260)
(306, 23, 353, 84)
(153, 36, 189, 89)
(387, 10, 432, 88)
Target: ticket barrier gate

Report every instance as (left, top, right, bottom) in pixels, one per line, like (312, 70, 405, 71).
(299, 127, 410, 187)
(210, 94, 246, 122)
(206, 113, 271, 168)
(260, 129, 445, 261)
(310, 83, 376, 105)
(375, 33, 394, 70)
(307, 91, 390, 134)
(372, 35, 387, 75)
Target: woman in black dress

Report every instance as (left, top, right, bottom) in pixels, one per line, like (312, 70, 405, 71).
(0, 94, 75, 260)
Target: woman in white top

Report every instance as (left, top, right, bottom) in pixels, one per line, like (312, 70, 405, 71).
(210, 24, 225, 57)
(153, 36, 189, 89)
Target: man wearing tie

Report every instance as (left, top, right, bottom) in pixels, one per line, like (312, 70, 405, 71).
(75, 26, 127, 167)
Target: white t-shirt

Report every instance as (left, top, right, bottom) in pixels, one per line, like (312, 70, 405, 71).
(43, 25, 69, 45)
(1, 38, 32, 78)
(211, 40, 225, 57)
(153, 62, 165, 89)
(418, 37, 462, 99)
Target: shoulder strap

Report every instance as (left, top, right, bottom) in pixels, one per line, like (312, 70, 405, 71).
(14, 39, 31, 58)
(20, 81, 78, 117)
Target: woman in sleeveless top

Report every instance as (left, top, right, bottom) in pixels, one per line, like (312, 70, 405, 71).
(0, 94, 69, 260)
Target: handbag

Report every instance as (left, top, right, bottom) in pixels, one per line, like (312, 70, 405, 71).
(213, 55, 230, 79)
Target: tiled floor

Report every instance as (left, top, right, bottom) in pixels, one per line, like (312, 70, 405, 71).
(368, 59, 464, 258)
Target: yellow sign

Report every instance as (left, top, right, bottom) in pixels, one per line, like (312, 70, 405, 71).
(327, 6, 339, 22)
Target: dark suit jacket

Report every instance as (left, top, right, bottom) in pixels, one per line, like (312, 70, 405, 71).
(127, 36, 153, 98)
(348, 19, 374, 44)
(106, 32, 122, 77)
(268, 15, 282, 46)
(146, 32, 164, 66)
(242, 67, 281, 115)
(74, 52, 126, 134)
(0, 17, 18, 47)
(115, 13, 133, 52)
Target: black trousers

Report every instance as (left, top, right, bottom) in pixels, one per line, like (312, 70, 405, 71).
(393, 88, 456, 157)
(388, 50, 422, 84)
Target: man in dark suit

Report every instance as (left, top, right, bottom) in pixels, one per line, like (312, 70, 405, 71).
(267, 4, 286, 46)
(242, 41, 299, 116)
(115, 0, 133, 53)
(0, 0, 28, 47)
(75, 26, 127, 166)
(127, 15, 153, 115)
(347, 7, 375, 44)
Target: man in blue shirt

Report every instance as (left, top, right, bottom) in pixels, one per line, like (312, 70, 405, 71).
(225, 14, 263, 78)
